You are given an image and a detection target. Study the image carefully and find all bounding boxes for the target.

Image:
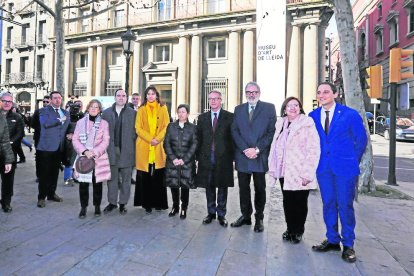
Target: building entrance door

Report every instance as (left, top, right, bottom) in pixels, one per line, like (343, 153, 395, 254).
(154, 84, 172, 118)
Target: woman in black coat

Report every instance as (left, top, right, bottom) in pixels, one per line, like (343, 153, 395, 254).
(163, 104, 198, 219)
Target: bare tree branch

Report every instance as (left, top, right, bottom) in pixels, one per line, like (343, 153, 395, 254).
(32, 0, 56, 17)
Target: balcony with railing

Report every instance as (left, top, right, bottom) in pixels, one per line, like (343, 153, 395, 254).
(287, 0, 326, 3)
(105, 81, 122, 96)
(37, 35, 48, 46)
(5, 72, 34, 84)
(34, 71, 46, 83)
(65, 0, 256, 35)
(4, 39, 13, 49)
(73, 83, 87, 96)
(14, 37, 34, 49)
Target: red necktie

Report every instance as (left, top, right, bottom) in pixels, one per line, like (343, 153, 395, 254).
(325, 111, 330, 135)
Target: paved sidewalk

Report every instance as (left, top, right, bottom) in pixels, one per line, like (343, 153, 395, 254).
(0, 148, 413, 275)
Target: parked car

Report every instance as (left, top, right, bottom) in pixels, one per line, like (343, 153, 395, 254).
(366, 112, 374, 134)
(375, 116, 414, 141)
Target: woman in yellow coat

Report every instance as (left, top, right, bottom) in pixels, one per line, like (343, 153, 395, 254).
(134, 86, 170, 213)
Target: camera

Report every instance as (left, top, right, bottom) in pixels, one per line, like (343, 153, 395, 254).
(69, 102, 83, 122)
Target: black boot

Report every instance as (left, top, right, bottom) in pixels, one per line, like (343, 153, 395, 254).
(79, 207, 87, 219)
(94, 206, 101, 217)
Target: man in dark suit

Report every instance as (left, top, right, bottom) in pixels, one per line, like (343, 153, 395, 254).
(0, 92, 24, 212)
(231, 81, 276, 232)
(196, 90, 234, 227)
(36, 91, 70, 208)
(309, 82, 367, 263)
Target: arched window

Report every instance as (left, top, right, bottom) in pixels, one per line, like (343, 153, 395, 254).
(387, 10, 399, 46)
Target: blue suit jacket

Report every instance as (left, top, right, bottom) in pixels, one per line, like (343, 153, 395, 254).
(37, 105, 70, 152)
(231, 101, 276, 173)
(309, 103, 367, 176)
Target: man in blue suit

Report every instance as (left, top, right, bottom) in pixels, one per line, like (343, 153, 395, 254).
(309, 82, 367, 263)
(36, 91, 70, 208)
(231, 81, 276, 232)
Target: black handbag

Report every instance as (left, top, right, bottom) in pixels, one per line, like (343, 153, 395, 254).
(75, 156, 95, 174)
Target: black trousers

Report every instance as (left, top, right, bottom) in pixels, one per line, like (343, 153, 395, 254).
(79, 173, 102, 208)
(279, 178, 310, 235)
(170, 187, 189, 210)
(134, 166, 168, 210)
(37, 150, 61, 200)
(0, 163, 17, 206)
(206, 152, 228, 217)
(237, 171, 266, 220)
(15, 144, 25, 161)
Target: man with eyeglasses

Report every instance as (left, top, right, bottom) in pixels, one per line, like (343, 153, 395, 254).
(230, 81, 276, 232)
(0, 92, 24, 213)
(195, 90, 234, 227)
(30, 96, 50, 183)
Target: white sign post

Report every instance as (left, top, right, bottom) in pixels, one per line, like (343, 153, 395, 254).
(256, 1, 286, 114)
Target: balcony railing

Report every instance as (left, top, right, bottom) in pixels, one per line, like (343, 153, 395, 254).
(15, 38, 33, 49)
(105, 81, 122, 96)
(34, 71, 45, 83)
(5, 39, 13, 49)
(73, 83, 87, 96)
(5, 72, 34, 84)
(287, 0, 324, 3)
(37, 35, 48, 45)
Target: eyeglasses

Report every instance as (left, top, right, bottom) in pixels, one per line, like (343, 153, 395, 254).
(245, 91, 259, 95)
(208, 97, 221, 101)
(43, 101, 50, 104)
(1, 100, 12, 104)
(286, 104, 299, 109)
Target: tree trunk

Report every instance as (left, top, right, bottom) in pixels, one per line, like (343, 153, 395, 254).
(333, 0, 375, 193)
(55, 0, 65, 95)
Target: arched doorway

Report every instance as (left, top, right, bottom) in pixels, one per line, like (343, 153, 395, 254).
(17, 91, 31, 113)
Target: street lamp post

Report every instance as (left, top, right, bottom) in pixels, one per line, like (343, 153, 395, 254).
(121, 27, 136, 95)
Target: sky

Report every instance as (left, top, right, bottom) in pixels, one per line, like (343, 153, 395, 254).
(326, 0, 357, 38)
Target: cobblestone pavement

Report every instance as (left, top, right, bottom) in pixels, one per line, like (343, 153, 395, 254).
(0, 136, 413, 275)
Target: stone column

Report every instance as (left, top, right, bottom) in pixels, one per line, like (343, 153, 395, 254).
(95, 45, 103, 96)
(177, 35, 188, 106)
(318, 24, 328, 84)
(228, 30, 240, 112)
(287, 24, 301, 99)
(190, 34, 201, 116)
(132, 40, 142, 95)
(302, 23, 319, 113)
(87, 46, 94, 97)
(242, 29, 254, 103)
(64, 49, 71, 100)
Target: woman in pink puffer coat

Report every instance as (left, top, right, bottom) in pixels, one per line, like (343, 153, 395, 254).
(268, 96, 320, 244)
(72, 99, 111, 219)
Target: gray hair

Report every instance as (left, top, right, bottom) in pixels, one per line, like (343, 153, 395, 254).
(209, 90, 222, 98)
(0, 92, 13, 100)
(244, 81, 261, 92)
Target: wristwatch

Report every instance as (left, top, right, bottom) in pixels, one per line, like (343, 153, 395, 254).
(255, 147, 260, 155)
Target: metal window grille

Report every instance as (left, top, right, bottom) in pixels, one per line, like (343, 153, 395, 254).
(105, 82, 122, 96)
(73, 83, 87, 96)
(202, 78, 228, 112)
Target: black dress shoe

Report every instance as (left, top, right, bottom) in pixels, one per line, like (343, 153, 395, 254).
(312, 240, 341, 252)
(218, 216, 228, 227)
(290, 234, 302, 244)
(37, 199, 46, 208)
(253, 219, 264, 232)
(94, 206, 101, 217)
(180, 209, 187, 219)
(145, 208, 152, 214)
(79, 207, 87, 219)
(230, 216, 252, 227)
(2, 205, 12, 213)
(119, 204, 127, 215)
(103, 203, 118, 214)
(202, 214, 216, 224)
(48, 194, 63, 202)
(342, 246, 357, 263)
(282, 230, 292, 241)
(169, 207, 179, 217)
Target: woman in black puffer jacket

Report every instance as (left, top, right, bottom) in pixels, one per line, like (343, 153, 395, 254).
(163, 104, 198, 219)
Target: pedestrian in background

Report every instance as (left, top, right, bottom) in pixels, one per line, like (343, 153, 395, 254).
(134, 86, 169, 213)
(0, 92, 24, 212)
(268, 97, 320, 243)
(196, 90, 234, 227)
(36, 91, 70, 208)
(72, 99, 111, 218)
(101, 89, 136, 215)
(164, 104, 198, 219)
(230, 81, 276, 232)
(309, 82, 367, 263)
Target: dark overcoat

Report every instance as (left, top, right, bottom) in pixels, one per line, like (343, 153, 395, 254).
(195, 109, 234, 188)
(163, 121, 198, 188)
